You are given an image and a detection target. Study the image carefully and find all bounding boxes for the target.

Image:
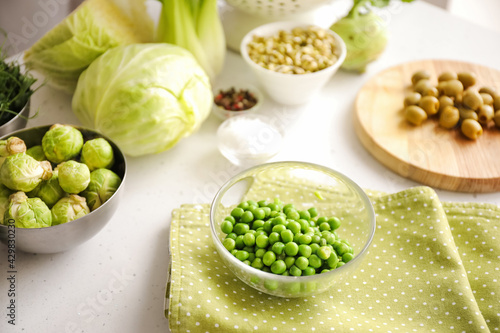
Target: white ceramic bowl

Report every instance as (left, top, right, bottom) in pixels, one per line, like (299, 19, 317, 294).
(240, 21, 346, 106)
(225, 0, 334, 18)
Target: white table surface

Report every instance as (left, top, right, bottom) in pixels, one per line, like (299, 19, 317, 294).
(1, 1, 500, 332)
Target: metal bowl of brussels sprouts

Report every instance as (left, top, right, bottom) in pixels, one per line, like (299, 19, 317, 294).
(0, 124, 126, 254)
(210, 161, 376, 297)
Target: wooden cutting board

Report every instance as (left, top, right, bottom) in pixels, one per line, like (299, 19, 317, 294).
(354, 59, 500, 193)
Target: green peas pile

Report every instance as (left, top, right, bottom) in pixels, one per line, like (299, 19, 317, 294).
(220, 198, 354, 276)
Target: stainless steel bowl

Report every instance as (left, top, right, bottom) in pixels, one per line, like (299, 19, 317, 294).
(0, 99, 30, 137)
(0, 125, 127, 254)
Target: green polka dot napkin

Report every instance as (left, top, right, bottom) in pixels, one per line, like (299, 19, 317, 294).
(166, 186, 499, 332)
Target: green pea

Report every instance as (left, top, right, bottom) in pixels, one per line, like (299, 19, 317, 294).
(289, 265, 302, 276)
(298, 244, 312, 258)
(316, 216, 328, 224)
(308, 207, 318, 218)
(299, 210, 311, 220)
(295, 256, 309, 270)
(235, 250, 249, 261)
(224, 215, 236, 225)
(336, 262, 345, 268)
(247, 253, 256, 262)
(285, 242, 299, 256)
(231, 207, 244, 218)
(309, 243, 320, 254)
(237, 202, 249, 210)
(271, 260, 286, 274)
(255, 248, 266, 258)
(263, 220, 273, 234)
(281, 270, 289, 276)
(256, 234, 269, 248)
(262, 266, 271, 273)
(247, 200, 258, 207)
(284, 256, 295, 269)
(328, 217, 341, 230)
(319, 222, 331, 231)
(255, 229, 266, 237)
(241, 211, 254, 223)
(272, 224, 287, 234)
(303, 267, 316, 276)
(298, 234, 312, 245)
(298, 219, 310, 233)
(263, 251, 277, 266)
(317, 246, 331, 260)
(243, 233, 256, 247)
(283, 203, 294, 214)
(246, 229, 256, 235)
(235, 235, 245, 249)
(319, 238, 327, 247)
(342, 253, 354, 263)
(311, 234, 321, 244)
(234, 223, 249, 235)
(253, 208, 266, 220)
(293, 232, 303, 243)
(262, 207, 271, 217)
(251, 258, 264, 270)
(221, 220, 233, 234)
(334, 241, 350, 256)
(286, 209, 300, 221)
(267, 203, 280, 211)
(272, 242, 285, 255)
(281, 229, 294, 243)
(327, 254, 339, 268)
(320, 269, 330, 274)
(287, 221, 301, 234)
(264, 279, 279, 291)
(226, 232, 237, 240)
(231, 249, 238, 256)
(272, 215, 286, 226)
(223, 238, 235, 251)
(308, 254, 322, 269)
(323, 233, 336, 245)
(243, 260, 251, 266)
(258, 200, 268, 207)
(268, 232, 281, 245)
(252, 219, 265, 230)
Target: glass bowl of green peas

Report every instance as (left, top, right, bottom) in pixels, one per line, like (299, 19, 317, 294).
(209, 161, 376, 298)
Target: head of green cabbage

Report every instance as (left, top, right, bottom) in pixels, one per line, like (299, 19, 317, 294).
(72, 43, 213, 157)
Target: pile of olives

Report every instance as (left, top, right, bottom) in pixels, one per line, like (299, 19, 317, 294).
(403, 70, 500, 140)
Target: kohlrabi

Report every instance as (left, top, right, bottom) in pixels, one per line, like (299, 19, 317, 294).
(330, 0, 414, 73)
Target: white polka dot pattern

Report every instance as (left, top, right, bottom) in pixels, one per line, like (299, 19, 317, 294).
(166, 187, 499, 332)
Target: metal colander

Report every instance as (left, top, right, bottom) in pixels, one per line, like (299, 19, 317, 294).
(224, 0, 334, 17)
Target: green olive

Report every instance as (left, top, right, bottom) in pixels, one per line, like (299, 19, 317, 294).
(411, 70, 431, 86)
(441, 80, 464, 99)
(403, 92, 422, 107)
(477, 104, 494, 125)
(419, 96, 440, 116)
(404, 105, 427, 126)
(439, 105, 460, 129)
(438, 96, 454, 113)
(422, 87, 439, 98)
(480, 93, 494, 106)
(458, 106, 479, 121)
(479, 86, 497, 96)
(414, 79, 434, 95)
(493, 94, 500, 110)
(462, 89, 483, 110)
(461, 119, 483, 140)
(457, 72, 477, 90)
(494, 110, 500, 128)
(438, 71, 457, 82)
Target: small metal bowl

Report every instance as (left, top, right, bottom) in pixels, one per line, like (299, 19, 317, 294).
(0, 125, 127, 254)
(0, 99, 30, 137)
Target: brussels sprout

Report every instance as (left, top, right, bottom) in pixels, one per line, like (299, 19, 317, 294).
(41, 124, 84, 163)
(0, 137, 27, 166)
(26, 145, 46, 161)
(57, 160, 90, 194)
(81, 138, 114, 171)
(51, 194, 90, 225)
(4, 192, 52, 228)
(0, 154, 52, 192)
(27, 170, 66, 208)
(81, 169, 121, 211)
(0, 184, 14, 225)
